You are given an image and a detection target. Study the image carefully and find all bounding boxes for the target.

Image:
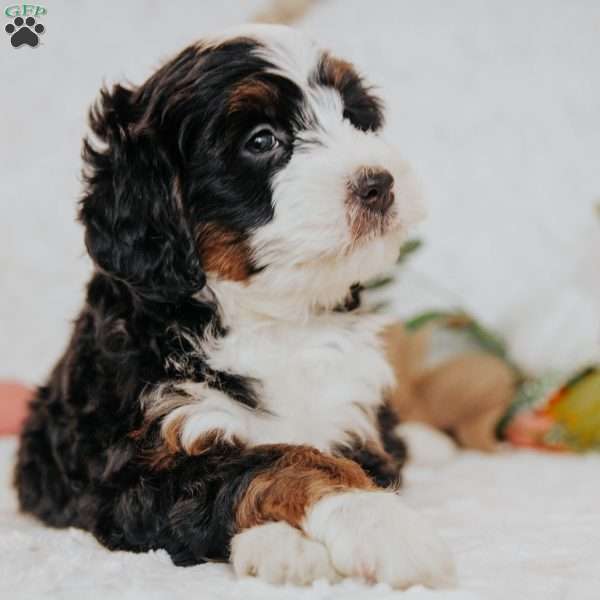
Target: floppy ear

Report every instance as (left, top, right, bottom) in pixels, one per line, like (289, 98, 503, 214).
(79, 83, 205, 304)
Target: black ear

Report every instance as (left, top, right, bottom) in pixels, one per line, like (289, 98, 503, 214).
(79, 84, 205, 305)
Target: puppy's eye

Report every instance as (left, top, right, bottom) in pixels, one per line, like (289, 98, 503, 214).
(245, 129, 278, 154)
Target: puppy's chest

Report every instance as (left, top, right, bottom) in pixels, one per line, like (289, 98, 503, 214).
(207, 315, 393, 450)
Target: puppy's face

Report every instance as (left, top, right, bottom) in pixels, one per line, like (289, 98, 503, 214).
(81, 25, 424, 308)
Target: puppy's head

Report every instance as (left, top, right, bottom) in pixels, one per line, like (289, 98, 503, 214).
(80, 25, 424, 308)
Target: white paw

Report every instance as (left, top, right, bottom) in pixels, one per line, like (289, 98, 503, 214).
(231, 521, 339, 586)
(396, 422, 457, 466)
(303, 490, 456, 590)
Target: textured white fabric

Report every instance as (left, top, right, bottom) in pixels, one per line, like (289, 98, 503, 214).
(1, 437, 599, 599)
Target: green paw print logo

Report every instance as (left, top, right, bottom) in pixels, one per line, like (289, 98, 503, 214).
(4, 4, 46, 48)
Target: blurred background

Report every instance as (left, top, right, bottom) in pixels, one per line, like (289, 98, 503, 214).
(1, 0, 599, 388)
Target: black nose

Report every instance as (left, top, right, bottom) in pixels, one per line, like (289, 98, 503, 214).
(353, 169, 394, 213)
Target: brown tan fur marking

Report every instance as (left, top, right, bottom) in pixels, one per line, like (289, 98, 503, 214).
(196, 222, 253, 281)
(236, 445, 374, 530)
(228, 79, 279, 115)
(162, 411, 188, 452)
(140, 426, 243, 471)
(317, 52, 360, 94)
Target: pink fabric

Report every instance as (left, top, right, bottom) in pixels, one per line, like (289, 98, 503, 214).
(0, 381, 31, 435)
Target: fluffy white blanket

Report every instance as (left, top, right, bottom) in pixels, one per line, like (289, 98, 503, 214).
(1, 437, 598, 600)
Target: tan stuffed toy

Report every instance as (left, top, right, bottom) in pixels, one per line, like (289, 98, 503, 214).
(382, 322, 516, 451)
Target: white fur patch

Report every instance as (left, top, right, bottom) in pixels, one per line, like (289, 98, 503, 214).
(205, 24, 320, 91)
(396, 422, 458, 466)
(157, 385, 252, 452)
(151, 307, 395, 453)
(231, 521, 338, 585)
(303, 490, 456, 590)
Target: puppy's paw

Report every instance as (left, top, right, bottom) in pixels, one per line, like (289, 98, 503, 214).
(303, 490, 456, 590)
(231, 521, 339, 586)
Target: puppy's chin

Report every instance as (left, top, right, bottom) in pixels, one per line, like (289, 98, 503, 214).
(228, 226, 404, 316)
(335, 223, 406, 288)
(344, 205, 404, 253)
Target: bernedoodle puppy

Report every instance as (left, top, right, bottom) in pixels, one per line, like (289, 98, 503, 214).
(16, 24, 455, 588)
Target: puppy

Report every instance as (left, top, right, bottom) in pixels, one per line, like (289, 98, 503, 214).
(16, 24, 454, 588)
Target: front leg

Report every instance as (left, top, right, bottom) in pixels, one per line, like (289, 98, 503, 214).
(230, 445, 455, 589)
(92, 434, 453, 588)
(301, 488, 455, 589)
(93, 441, 361, 578)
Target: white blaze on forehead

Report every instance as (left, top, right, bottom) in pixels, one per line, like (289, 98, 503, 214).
(204, 23, 321, 90)
(203, 23, 330, 131)
(203, 24, 359, 133)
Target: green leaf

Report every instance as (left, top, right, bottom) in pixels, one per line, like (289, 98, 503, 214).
(405, 310, 451, 331)
(397, 238, 423, 264)
(362, 275, 395, 290)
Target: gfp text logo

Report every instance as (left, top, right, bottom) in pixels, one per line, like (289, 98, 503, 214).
(4, 4, 46, 48)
